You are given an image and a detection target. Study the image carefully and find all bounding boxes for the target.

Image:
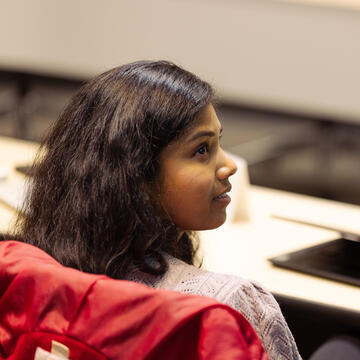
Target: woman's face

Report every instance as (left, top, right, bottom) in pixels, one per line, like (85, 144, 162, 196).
(155, 104, 237, 231)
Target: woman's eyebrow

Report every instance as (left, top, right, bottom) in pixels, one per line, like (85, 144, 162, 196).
(187, 127, 223, 143)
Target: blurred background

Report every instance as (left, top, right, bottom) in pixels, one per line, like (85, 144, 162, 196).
(1, 0, 360, 204)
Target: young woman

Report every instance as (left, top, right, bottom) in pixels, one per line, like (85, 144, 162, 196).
(15, 60, 301, 360)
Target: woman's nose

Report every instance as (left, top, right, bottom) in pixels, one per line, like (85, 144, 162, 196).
(216, 149, 238, 180)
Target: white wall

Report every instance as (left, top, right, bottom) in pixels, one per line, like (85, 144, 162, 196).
(1, 0, 360, 123)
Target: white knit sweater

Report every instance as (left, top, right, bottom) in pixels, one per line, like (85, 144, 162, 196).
(126, 254, 302, 360)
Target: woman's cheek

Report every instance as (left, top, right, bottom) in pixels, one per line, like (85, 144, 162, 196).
(186, 171, 213, 199)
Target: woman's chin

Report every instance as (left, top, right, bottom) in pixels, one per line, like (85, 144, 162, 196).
(188, 214, 227, 231)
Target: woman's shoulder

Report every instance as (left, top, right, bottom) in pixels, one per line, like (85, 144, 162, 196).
(156, 254, 273, 305)
(127, 253, 282, 327)
(128, 254, 301, 360)
(126, 253, 266, 300)
(160, 255, 301, 360)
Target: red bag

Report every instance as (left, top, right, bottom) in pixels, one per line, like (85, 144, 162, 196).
(0, 241, 267, 360)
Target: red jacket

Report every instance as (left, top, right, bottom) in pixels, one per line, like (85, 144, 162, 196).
(0, 241, 267, 360)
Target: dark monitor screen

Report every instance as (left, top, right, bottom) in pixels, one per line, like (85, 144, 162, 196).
(269, 238, 360, 287)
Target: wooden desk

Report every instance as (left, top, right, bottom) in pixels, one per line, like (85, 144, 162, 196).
(1, 135, 359, 314)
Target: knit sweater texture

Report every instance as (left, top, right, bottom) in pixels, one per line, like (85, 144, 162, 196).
(127, 254, 302, 360)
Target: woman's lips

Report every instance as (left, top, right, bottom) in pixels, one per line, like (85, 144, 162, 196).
(213, 193, 231, 205)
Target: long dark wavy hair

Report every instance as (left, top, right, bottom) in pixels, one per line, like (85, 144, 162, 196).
(14, 60, 214, 279)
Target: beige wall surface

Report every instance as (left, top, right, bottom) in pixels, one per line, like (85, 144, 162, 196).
(1, 0, 360, 123)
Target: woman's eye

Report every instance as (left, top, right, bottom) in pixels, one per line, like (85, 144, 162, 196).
(195, 144, 209, 156)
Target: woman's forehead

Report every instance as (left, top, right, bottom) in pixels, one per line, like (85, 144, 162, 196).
(182, 105, 222, 139)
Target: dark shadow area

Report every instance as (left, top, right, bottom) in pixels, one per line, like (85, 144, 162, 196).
(275, 294, 360, 360)
(0, 69, 84, 141)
